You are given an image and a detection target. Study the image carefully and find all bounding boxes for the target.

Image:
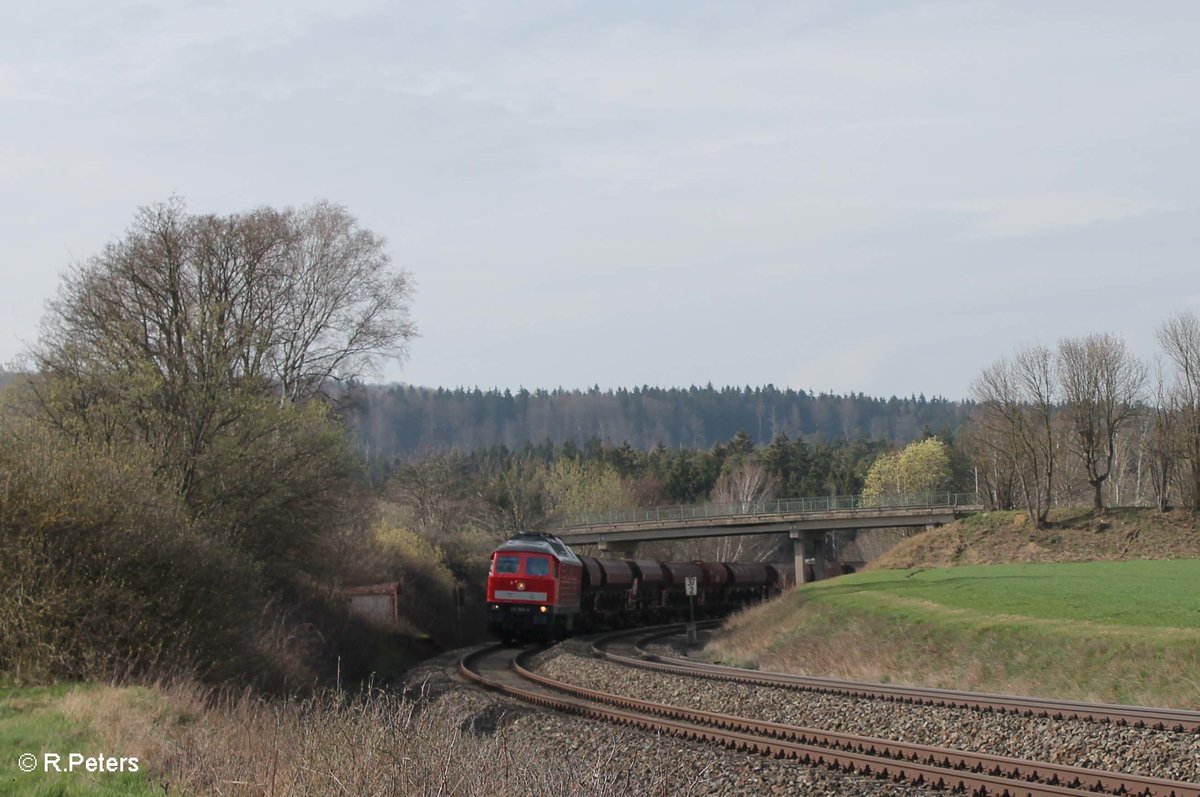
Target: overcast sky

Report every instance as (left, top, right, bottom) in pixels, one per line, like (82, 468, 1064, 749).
(3, 1, 1198, 399)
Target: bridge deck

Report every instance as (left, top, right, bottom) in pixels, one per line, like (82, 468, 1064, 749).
(551, 493, 983, 546)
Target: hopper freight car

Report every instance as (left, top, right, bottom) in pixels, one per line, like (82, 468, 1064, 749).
(486, 532, 797, 644)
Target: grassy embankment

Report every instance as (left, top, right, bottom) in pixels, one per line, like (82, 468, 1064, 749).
(708, 509, 1200, 708)
(0, 680, 477, 796)
(0, 672, 634, 796)
(0, 684, 159, 796)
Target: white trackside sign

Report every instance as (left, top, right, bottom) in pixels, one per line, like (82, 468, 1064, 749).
(685, 576, 697, 596)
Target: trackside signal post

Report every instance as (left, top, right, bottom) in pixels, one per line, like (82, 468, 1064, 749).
(685, 576, 698, 643)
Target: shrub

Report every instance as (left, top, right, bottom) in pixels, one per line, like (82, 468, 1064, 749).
(0, 421, 262, 684)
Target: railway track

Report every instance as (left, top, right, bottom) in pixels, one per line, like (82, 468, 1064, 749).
(597, 626, 1200, 733)
(460, 627, 1200, 797)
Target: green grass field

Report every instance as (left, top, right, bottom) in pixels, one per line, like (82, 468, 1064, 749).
(709, 559, 1200, 707)
(0, 684, 158, 797)
(809, 559, 1200, 631)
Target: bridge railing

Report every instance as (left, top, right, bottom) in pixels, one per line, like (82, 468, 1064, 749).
(548, 491, 983, 530)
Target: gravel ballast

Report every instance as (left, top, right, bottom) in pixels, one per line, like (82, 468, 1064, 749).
(429, 669, 942, 796)
(407, 645, 941, 796)
(534, 649, 1200, 783)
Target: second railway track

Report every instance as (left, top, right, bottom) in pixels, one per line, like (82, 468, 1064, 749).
(460, 626, 1200, 797)
(597, 625, 1200, 733)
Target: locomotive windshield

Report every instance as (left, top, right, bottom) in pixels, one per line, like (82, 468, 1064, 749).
(494, 555, 519, 574)
(525, 556, 551, 576)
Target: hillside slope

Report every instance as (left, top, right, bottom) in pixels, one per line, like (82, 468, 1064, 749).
(869, 508, 1200, 569)
(704, 509, 1200, 708)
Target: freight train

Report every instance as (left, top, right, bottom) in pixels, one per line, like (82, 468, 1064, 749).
(485, 532, 797, 644)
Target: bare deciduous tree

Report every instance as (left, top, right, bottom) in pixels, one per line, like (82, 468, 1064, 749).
(958, 413, 1018, 510)
(710, 457, 777, 512)
(1144, 359, 1178, 511)
(273, 201, 415, 403)
(30, 198, 416, 499)
(1156, 312, 1200, 512)
(1013, 345, 1058, 527)
(1057, 333, 1146, 512)
(476, 456, 548, 534)
(389, 453, 470, 538)
(707, 457, 778, 560)
(971, 345, 1057, 528)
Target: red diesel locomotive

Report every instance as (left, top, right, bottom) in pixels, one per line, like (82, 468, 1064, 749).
(486, 532, 796, 643)
(486, 533, 585, 641)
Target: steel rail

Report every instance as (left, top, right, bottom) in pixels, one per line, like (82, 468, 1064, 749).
(587, 629, 1200, 734)
(459, 637, 1200, 797)
(519, 642, 1199, 797)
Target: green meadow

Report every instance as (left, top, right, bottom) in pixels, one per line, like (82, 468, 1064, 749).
(710, 559, 1200, 707)
(810, 559, 1200, 630)
(0, 684, 158, 797)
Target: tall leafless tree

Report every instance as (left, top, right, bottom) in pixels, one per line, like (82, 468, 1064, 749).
(1057, 333, 1146, 512)
(272, 201, 415, 403)
(1156, 312, 1200, 512)
(958, 413, 1018, 510)
(708, 457, 779, 560)
(1015, 345, 1058, 527)
(1144, 359, 1178, 511)
(710, 457, 777, 513)
(390, 453, 467, 538)
(971, 345, 1057, 528)
(31, 198, 416, 499)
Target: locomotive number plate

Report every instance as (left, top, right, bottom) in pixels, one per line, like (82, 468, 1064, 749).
(495, 590, 548, 601)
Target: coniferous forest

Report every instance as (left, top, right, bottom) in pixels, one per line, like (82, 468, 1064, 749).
(344, 383, 968, 465)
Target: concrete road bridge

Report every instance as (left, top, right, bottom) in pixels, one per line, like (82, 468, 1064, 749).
(547, 492, 984, 584)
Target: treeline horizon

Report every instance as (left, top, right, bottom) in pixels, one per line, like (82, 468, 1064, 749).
(344, 382, 970, 465)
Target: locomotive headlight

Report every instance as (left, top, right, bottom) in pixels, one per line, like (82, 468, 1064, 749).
(516, 581, 526, 591)
(539, 606, 548, 613)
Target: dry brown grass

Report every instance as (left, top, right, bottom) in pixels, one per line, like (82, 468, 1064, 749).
(706, 591, 1200, 708)
(704, 594, 907, 680)
(55, 677, 698, 796)
(869, 507, 1200, 570)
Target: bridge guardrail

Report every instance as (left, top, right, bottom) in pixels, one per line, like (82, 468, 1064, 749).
(549, 491, 983, 530)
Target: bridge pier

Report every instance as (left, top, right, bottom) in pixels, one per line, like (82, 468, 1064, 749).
(598, 540, 638, 559)
(792, 530, 828, 584)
